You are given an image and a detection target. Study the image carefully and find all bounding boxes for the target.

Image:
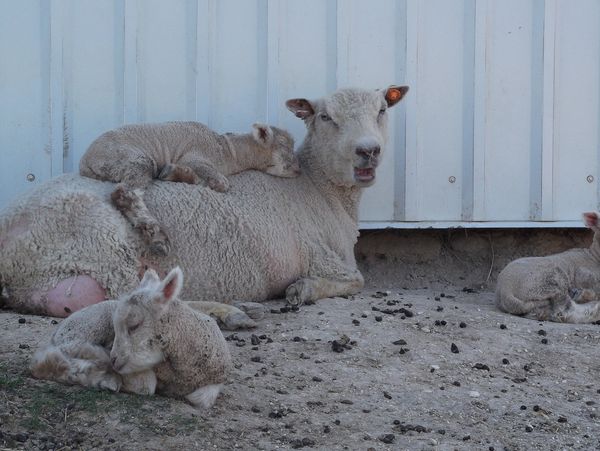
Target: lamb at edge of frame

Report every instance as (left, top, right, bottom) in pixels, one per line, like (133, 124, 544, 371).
(496, 211, 600, 323)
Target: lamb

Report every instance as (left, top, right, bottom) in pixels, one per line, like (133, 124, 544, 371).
(31, 267, 232, 409)
(496, 212, 600, 323)
(79, 121, 299, 255)
(0, 85, 409, 324)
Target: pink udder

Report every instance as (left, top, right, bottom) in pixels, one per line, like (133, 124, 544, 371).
(32, 275, 107, 318)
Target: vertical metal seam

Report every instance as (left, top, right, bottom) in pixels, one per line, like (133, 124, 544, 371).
(461, 0, 476, 221)
(49, 0, 65, 177)
(393, 0, 408, 221)
(123, 0, 138, 124)
(541, 0, 556, 220)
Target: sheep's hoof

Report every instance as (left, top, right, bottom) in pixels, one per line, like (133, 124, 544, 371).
(148, 238, 171, 257)
(137, 223, 171, 256)
(285, 281, 306, 307)
(98, 373, 122, 392)
(232, 302, 265, 320)
(214, 311, 257, 331)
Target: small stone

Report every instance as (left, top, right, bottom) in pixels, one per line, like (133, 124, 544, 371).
(378, 434, 395, 444)
(18, 318, 26, 324)
(538, 329, 547, 336)
(352, 319, 360, 326)
(312, 376, 323, 382)
(392, 339, 407, 346)
(541, 338, 548, 344)
(251, 406, 261, 413)
(520, 405, 527, 410)
(250, 335, 260, 345)
(375, 316, 383, 322)
(473, 363, 490, 371)
(502, 358, 510, 365)
(18, 344, 30, 349)
(533, 405, 540, 412)
(14, 433, 28, 443)
(525, 425, 533, 432)
(462, 435, 471, 441)
(469, 391, 480, 398)
(250, 356, 261, 363)
(436, 306, 444, 312)
(51, 320, 58, 325)
(558, 416, 567, 423)
(452, 381, 461, 387)
(450, 343, 459, 354)
(339, 399, 353, 405)
(383, 391, 392, 399)
(323, 425, 331, 433)
(459, 322, 467, 328)
(499, 324, 507, 329)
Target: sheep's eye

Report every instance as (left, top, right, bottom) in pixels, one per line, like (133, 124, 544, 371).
(319, 113, 332, 122)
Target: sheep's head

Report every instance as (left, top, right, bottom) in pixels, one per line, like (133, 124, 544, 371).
(286, 85, 408, 188)
(251, 123, 300, 178)
(110, 267, 183, 375)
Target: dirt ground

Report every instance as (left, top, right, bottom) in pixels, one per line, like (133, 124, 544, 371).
(2, 229, 600, 450)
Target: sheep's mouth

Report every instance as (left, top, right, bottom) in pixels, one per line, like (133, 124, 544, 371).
(354, 167, 375, 183)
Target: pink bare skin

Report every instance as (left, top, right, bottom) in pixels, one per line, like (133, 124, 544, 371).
(31, 276, 107, 318)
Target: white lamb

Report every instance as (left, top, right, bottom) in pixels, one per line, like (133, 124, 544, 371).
(496, 212, 600, 323)
(31, 267, 232, 409)
(80, 121, 299, 255)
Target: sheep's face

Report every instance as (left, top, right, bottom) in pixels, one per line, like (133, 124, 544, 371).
(251, 124, 301, 178)
(110, 268, 183, 375)
(287, 86, 408, 188)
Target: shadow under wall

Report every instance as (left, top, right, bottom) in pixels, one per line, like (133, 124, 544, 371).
(355, 228, 591, 291)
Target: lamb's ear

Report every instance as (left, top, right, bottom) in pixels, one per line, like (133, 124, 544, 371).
(252, 123, 274, 146)
(286, 98, 315, 120)
(139, 269, 160, 289)
(383, 85, 409, 107)
(156, 267, 183, 305)
(583, 212, 600, 232)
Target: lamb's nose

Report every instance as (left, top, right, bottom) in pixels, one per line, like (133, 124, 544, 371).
(356, 145, 380, 158)
(110, 356, 117, 366)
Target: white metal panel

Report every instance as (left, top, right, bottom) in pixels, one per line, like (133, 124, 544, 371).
(405, 0, 469, 221)
(0, 1, 51, 202)
(552, 0, 600, 218)
(1, 0, 600, 228)
(478, 0, 540, 221)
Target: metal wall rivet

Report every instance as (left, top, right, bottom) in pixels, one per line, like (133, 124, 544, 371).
(587, 175, 594, 183)
(26, 173, 35, 182)
(448, 176, 456, 183)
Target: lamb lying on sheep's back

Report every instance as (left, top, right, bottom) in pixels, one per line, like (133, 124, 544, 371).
(0, 85, 409, 320)
(496, 212, 600, 323)
(31, 267, 232, 409)
(80, 121, 299, 255)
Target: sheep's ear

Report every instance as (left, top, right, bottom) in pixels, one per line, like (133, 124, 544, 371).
(139, 268, 160, 289)
(286, 98, 315, 120)
(156, 267, 183, 305)
(383, 85, 409, 107)
(252, 123, 274, 146)
(583, 212, 600, 231)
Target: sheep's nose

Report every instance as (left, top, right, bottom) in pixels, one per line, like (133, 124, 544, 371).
(356, 145, 380, 158)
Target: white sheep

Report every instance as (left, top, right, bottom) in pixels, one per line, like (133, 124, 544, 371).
(80, 121, 299, 255)
(496, 212, 600, 323)
(0, 85, 409, 325)
(31, 267, 232, 408)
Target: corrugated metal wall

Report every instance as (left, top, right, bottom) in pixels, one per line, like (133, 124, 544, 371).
(1, 0, 599, 228)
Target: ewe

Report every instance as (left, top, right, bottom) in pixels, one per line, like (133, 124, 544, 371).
(0, 85, 409, 322)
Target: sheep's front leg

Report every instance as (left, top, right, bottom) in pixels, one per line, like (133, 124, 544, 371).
(285, 275, 364, 306)
(186, 301, 259, 330)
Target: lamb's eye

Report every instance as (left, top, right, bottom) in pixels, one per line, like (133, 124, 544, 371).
(128, 322, 141, 333)
(319, 113, 332, 122)
(378, 108, 387, 117)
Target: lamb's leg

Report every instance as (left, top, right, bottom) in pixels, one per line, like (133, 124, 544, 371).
(186, 384, 223, 409)
(550, 298, 600, 323)
(158, 164, 201, 185)
(121, 369, 157, 395)
(163, 158, 230, 192)
(111, 184, 170, 256)
(185, 301, 257, 330)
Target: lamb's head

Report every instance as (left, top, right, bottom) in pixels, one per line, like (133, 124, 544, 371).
(110, 267, 183, 375)
(286, 85, 409, 187)
(251, 123, 300, 178)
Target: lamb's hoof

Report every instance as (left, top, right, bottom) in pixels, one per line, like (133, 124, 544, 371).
(138, 223, 171, 256)
(207, 175, 230, 193)
(149, 239, 171, 257)
(159, 164, 200, 185)
(232, 302, 266, 321)
(215, 311, 257, 331)
(98, 373, 122, 392)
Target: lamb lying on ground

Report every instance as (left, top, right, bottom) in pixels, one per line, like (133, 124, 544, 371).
(31, 267, 232, 409)
(80, 121, 299, 255)
(496, 212, 600, 323)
